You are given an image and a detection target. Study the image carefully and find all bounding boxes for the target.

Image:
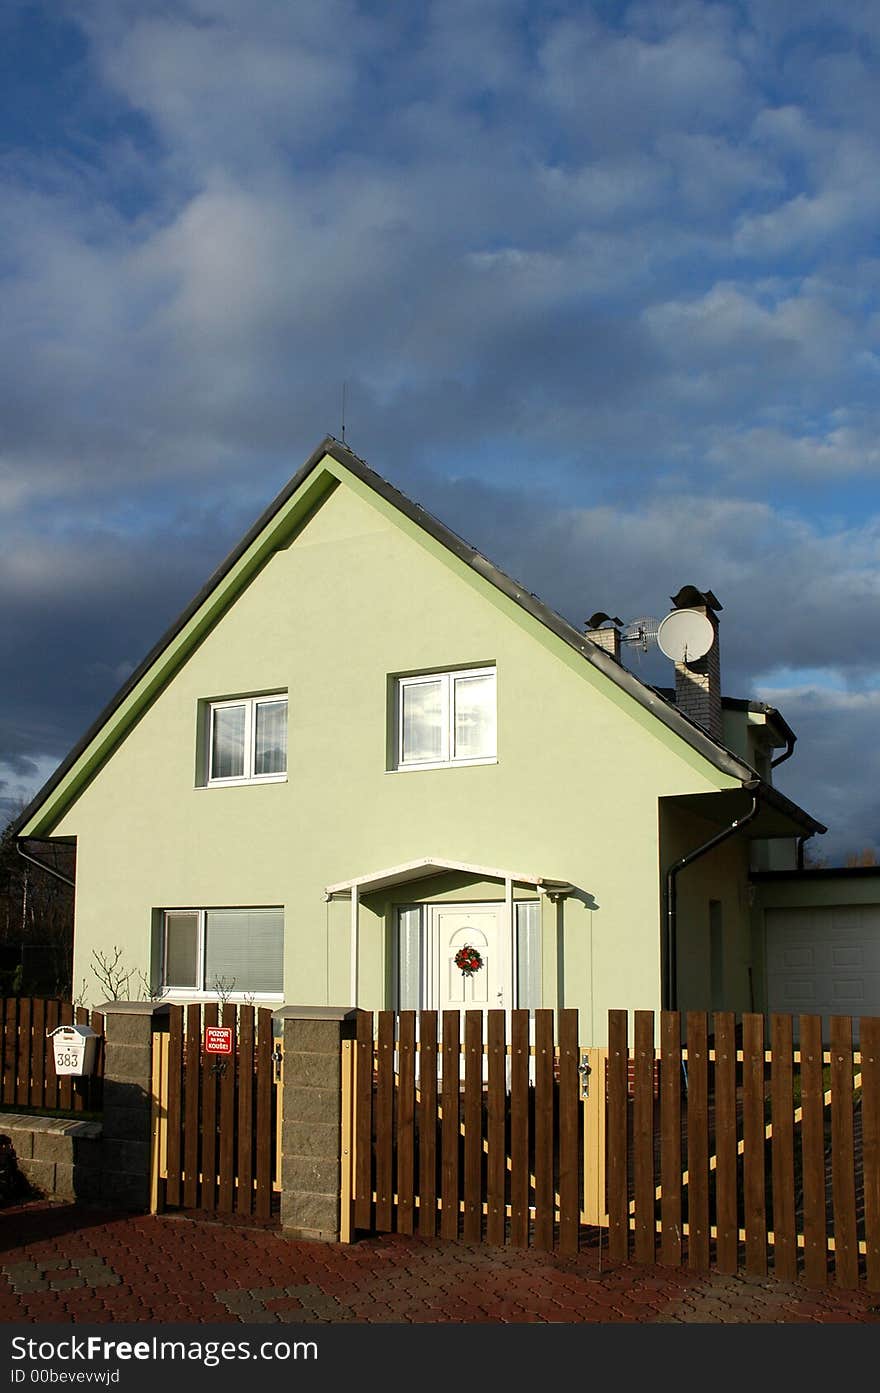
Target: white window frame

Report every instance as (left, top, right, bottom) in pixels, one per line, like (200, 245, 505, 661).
(395, 666, 496, 771)
(206, 693, 288, 786)
(161, 907, 284, 1001)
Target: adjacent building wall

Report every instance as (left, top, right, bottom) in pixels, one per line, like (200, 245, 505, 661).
(659, 803, 756, 1017)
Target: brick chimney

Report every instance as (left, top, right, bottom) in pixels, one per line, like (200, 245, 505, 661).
(668, 586, 723, 740)
(585, 612, 623, 662)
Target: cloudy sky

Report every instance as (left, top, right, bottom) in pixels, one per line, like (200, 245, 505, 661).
(3, 0, 880, 862)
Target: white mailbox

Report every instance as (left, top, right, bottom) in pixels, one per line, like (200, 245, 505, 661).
(48, 1024, 99, 1077)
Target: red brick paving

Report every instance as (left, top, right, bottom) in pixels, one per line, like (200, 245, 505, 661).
(0, 1200, 879, 1324)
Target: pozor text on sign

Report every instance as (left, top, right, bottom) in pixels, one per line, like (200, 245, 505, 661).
(203, 1026, 234, 1055)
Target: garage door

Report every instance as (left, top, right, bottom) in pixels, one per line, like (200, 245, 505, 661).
(765, 904, 880, 1039)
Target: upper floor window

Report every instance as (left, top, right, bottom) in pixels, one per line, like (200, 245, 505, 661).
(208, 694, 287, 785)
(396, 666, 496, 769)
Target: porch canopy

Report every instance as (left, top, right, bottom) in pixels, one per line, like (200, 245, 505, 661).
(324, 856, 575, 1007)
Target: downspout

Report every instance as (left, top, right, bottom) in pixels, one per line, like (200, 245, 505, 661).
(663, 782, 761, 1012)
(771, 734, 796, 770)
(16, 842, 76, 889)
(769, 728, 805, 866)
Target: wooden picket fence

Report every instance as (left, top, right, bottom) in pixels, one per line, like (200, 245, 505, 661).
(0, 996, 104, 1113)
(150, 1002, 282, 1220)
(350, 1007, 880, 1291)
(608, 1008, 879, 1290)
(352, 1008, 583, 1254)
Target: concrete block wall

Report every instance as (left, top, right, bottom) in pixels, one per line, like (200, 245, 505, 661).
(98, 1002, 168, 1209)
(1, 1003, 169, 1209)
(1, 1116, 103, 1203)
(276, 1006, 359, 1242)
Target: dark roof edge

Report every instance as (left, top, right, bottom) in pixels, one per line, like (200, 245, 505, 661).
(12, 434, 818, 836)
(654, 689, 797, 747)
(753, 781, 826, 836)
(720, 696, 796, 745)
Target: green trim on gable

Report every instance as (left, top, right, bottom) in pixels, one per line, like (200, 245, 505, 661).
(18, 468, 338, 837)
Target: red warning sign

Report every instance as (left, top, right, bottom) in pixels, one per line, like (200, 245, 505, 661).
(204, 1026, 234, 1055)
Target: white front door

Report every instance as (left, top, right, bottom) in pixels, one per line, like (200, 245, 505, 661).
(431, 904, 506, 1013)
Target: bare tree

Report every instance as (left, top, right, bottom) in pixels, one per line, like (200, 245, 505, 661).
(0, 815, 74, 995)
(78, 947, 165, 1008)
(844, 846, 879, 868)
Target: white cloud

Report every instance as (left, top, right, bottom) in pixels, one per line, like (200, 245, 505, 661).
(537, 157, 671, 223)
(644, 282, 850, 370)
(77, 1, 373, 172)
(537, 8, 750, 145)
(656, 131, 783, 218)
(703, 424, 880, 480)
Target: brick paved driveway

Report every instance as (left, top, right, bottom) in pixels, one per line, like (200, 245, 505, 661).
(1, 1202, 878, 1325)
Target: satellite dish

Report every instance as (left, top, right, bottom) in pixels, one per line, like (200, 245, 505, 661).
(621, 617, 660, 653)
(657, 609, 714, 663)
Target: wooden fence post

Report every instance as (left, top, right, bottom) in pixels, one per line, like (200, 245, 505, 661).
(862, 1016, 880, 1291)
(607, 1009, 629, 1263)
(686, 1011, 709, 1271)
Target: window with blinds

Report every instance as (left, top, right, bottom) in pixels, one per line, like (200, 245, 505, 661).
(162, 906, 284, 997)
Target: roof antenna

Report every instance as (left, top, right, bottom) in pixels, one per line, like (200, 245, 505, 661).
(341, 381, 347, 444)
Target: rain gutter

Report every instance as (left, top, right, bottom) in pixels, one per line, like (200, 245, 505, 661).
(15, 842, 76, 889)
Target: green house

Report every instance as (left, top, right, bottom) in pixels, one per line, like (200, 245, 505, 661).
(14, 438, 825, 1037)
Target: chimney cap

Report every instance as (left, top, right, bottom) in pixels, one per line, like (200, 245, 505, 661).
(670, 585, 722, 613)
(586, 611, 623, 630)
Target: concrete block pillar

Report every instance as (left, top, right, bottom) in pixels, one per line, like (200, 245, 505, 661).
(99, 1001, 169, 1210)
(275, 1005, 359, 1242)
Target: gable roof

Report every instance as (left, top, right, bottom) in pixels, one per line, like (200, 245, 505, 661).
(13, 436, 825, 839)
